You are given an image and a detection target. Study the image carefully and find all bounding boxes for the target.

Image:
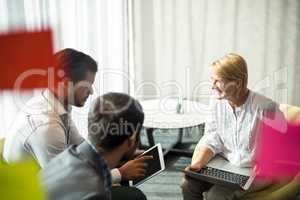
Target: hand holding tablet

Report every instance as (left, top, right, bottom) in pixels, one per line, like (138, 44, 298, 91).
(130, 143, 165, 186)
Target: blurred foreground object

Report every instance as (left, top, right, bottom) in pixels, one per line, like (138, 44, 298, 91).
(0, 30, 55, 90)
(251, 104, 300, 199)
(255, 104, 300, 180)
(0, 138, 4, 163)
(0, 160, 45, 200)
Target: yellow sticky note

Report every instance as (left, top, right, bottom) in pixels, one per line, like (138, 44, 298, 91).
(0, 161, 46, 200)
(0, 138, 4, 163)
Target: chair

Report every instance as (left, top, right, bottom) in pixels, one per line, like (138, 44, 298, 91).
(279, 103, 300, 124)
(200, 104, 300, 199)
(270, 104, 300, 199)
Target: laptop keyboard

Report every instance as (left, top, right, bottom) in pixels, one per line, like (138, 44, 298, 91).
(198, 167, 249, 187)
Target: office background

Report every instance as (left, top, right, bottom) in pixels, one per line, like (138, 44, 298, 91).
(0, 0, 299, 138)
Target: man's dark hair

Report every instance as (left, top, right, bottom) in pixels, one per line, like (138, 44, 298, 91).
(54, 48, 98, 83)
(88, 92, 144, 151)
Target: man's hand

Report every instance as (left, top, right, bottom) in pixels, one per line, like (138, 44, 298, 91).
(118, 155, 153, 181)
(133, 149, 145, 158)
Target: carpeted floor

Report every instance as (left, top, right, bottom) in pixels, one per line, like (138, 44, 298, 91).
(138, 127, 203, 200)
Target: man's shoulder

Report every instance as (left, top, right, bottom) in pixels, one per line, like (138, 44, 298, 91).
(44, 144, 98, 171)
(7, 104, 64, 141)
(18, 92, 64, 130)
(42, 145, 104, 187)
(41, 147, 107, 199)
(43, 147, 84, 178)
(21, 90, 60, 117)
(28, 113, 63, 128)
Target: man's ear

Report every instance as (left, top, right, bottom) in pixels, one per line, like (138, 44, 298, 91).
(63, 77, 72, 86)
(127, 131, 138, 147)
(56, 76, 71, 89)
(129, 130, 138, 141)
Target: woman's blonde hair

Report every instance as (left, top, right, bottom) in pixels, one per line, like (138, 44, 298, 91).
(211, 53, 248, 89)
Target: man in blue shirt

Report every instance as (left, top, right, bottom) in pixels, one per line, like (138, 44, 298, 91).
(41, 92, 151, 200)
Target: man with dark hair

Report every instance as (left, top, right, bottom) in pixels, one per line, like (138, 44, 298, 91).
(41, 93, 150, 200)
(4, 48, 149, 199)
(55, 48, 98, 85)
(53, 48, 98, 107)
(4, 48, 97, 166)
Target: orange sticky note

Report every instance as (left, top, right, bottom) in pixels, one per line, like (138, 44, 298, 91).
(0, 30, 55, 90)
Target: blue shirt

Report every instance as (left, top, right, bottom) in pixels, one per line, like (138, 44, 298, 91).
(41, 141, 113, 200)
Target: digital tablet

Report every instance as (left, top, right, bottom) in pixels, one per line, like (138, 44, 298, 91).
(129, 143, 165, 186)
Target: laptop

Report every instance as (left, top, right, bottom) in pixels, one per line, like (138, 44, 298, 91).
(182, 155, 255, 190)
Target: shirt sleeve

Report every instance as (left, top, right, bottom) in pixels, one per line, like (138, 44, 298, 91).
(26, 122, 66, 168)
(260, 100, 287, 133)
(195, 119, 223, 155)
(69, 119, 85, 145)
(110, 168, 122, 184)
(195, 100, 224, 155)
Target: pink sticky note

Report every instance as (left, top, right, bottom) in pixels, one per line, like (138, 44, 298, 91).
(255, 116, 300, 180)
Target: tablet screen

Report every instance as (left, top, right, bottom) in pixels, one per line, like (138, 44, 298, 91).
(131, 143, 165, 186)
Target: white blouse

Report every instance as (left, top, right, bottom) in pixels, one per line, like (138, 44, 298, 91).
(195, 90, 279, 167)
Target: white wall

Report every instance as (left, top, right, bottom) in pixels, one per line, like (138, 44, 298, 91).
(0, 0, 129, 138)
(131, 0, 300, 106)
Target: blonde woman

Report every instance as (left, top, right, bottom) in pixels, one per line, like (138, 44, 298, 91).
(181, 53, 280, 200)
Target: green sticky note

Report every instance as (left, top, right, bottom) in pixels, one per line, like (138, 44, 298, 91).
(0, 138, 4, 163)
(0, 161, 45, 200)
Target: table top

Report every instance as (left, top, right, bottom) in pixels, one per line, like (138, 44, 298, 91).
(140, 98, 210, 129)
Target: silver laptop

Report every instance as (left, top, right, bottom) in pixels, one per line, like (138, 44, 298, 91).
(183, 155, 255, 190)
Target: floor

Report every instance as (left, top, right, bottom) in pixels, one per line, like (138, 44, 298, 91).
(138, 127, 202, 200)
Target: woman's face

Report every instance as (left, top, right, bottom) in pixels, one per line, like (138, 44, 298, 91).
(211, 67, 240, 101)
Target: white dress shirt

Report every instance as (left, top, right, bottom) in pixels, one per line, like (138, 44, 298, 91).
(195, 90, 279, 167)
(3, 89, 121, 183)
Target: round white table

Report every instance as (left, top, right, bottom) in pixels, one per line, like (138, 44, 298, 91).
(140, 98, 210, 156)
(141, 98, 209, 129)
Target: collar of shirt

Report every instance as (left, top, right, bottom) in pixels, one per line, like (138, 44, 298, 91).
(42, 89, 71, 116)
(78, 141, 112, 196)
(226, 91, 253, 115)
(87, 141, 122, 184)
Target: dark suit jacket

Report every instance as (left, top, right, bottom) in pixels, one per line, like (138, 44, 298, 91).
(41, 141, 111, 200)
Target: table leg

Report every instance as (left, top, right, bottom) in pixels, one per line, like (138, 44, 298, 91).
(177, 128, 183, 144)
(146, 128, 155, 147)
(168, 124, 205, 157)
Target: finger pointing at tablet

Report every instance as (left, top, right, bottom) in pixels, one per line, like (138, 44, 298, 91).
(119, 155, 153, 181)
